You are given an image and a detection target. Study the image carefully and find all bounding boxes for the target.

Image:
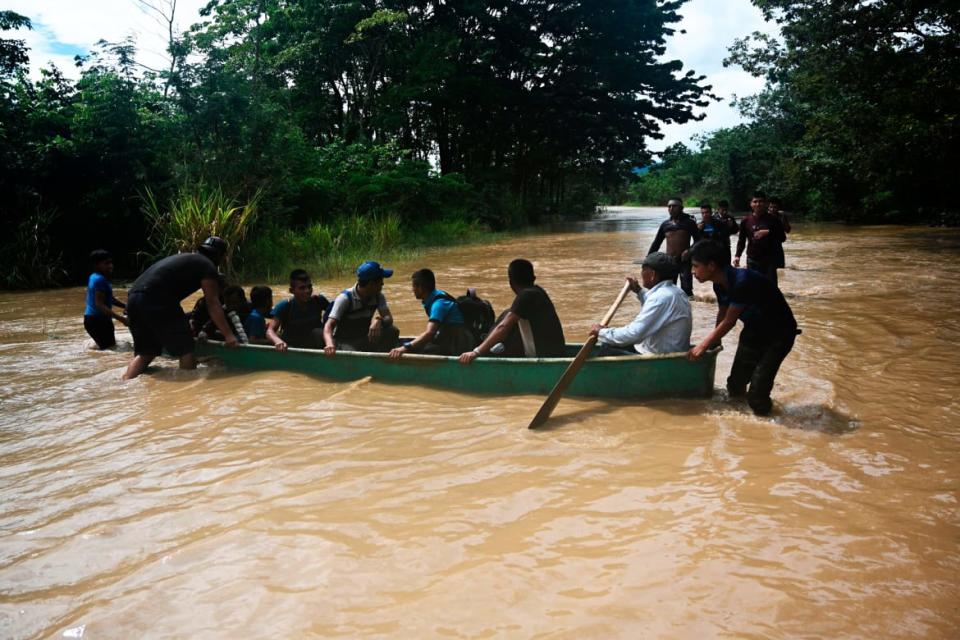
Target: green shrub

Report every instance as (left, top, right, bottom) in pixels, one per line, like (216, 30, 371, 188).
(143, 182, 262, 276)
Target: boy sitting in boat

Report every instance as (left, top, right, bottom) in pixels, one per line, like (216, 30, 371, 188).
(323, 261, 399, 355)
(388, 268, 475, 358)
(688, 239, 799, 416)
(83, 249, 127, 349)
(459, 258, 565, 363)
(589, 252, 692, 356)
(267, 269, 330, 351)
(243, 285, 273, 344)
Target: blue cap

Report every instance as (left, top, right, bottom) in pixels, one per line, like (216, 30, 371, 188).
(356, 261, 393, 281)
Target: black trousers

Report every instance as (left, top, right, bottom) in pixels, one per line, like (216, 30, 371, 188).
(747, 258, 778, 286)
(84, 315, 116, 349)
(336, 324, 400, 352)
(727, 332, 796, 416)
(670, 259, 694, 296)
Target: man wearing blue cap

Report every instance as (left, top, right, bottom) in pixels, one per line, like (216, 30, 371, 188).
(122, 236, 237, 379)
(323, 260, 399, 354)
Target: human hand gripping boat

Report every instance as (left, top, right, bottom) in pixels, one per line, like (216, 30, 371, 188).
(195, 339, 721, 400)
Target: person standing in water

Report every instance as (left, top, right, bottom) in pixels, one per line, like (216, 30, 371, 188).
(734, 190, 786, 285)
(122, 237, 237, 380)
(688, 240, 799, 416)
(648, 197, 700, 297)
(83, 249, 127, 349)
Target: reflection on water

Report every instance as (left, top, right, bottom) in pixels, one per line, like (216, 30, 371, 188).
(1, 208, 959, 638)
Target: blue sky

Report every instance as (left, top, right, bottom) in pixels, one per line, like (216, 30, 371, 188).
(7, 0, 776, 152)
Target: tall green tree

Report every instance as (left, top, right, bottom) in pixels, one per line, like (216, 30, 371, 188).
(726, 0, 960, 221)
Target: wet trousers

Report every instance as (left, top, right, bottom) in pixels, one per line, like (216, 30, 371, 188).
(727, 332, 795, 416)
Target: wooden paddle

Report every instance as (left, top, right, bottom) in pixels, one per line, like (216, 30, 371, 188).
(528, 281, 633, 429)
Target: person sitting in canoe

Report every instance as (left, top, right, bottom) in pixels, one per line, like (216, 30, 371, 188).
(687, 239, 799, 416)
(266, 269, 330, 351)
(323, 261, 399, 355)
(243, 285, 274, 345)
(388, 268, 475, 358)
(589, 252, 692, 356)
(458, 258, 566, 363)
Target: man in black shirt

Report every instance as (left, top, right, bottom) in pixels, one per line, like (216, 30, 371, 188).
(459, 259, 565, 363)
(688, 240, 798, 416)
(649, 197, 700, 296)
(122, 237, 237, 380)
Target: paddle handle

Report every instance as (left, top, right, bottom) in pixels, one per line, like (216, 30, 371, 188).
(528, 281, 632, 429)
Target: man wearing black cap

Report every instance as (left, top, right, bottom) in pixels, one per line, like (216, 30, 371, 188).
(122, 236, 237, 379)
(589, 252, 692, 355)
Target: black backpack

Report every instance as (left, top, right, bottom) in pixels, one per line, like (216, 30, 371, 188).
(450, 288, 496, 345)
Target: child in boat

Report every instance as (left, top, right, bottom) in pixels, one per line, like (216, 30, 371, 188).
(83, 249, 127, 349)
(267, 269, 330, 351)
(199, 285, 249, 343)
(243, 285, 273, 344)
(688, 239, 799, 416)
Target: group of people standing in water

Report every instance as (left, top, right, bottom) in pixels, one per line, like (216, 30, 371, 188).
(83, 191, 797, 416)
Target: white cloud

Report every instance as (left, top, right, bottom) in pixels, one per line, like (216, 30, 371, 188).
(6, 0, 210, 79)
(652, 0, 779, 151)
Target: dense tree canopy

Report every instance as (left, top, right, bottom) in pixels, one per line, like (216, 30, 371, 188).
(0, 1, 712, 286)
(629, 0, 959, 222)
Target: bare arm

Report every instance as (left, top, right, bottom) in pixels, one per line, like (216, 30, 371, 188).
(389, 320, 440, 359)
(95, 290, 127, 325)
(323, 317, 337, 355)
(201, 278, 237, 347)
(458, 311, 521, 364)
(266, 315, 286, 351)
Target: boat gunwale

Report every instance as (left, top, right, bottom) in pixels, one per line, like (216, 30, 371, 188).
(200, 339, 721, 364)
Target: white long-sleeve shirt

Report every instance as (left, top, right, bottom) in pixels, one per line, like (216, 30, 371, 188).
(598, 280, 692, 354)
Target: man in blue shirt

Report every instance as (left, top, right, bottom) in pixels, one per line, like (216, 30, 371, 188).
(688, 240, 799, 416)
(589, 252, 691, 355)
(388, 268, 475, 358)
(84, 249, 127, 349)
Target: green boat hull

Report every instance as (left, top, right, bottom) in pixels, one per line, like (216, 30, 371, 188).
(196, 341, 719, 399)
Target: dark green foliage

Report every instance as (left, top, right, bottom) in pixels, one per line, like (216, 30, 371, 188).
(0, 0, 712, 287)
(630, 0, 960, 222)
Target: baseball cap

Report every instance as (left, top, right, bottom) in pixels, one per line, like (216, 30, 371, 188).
(634, 251, 679, 277)
(356, 260, 393, 281)
(199, 236, 228, 257)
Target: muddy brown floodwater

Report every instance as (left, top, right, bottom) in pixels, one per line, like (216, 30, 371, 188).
(1, 207, 958, 639)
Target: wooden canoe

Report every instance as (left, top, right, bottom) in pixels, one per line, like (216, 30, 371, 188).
(196, 340, 720, 399)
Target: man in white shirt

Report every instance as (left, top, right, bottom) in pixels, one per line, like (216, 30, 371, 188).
(590, 252, 692, 355)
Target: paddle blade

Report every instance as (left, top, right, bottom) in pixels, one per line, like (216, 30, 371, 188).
(528, 335, 599, 429)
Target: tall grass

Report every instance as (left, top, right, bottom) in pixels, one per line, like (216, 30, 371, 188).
(1, 208, 68, 289)
(237, 214, 490, 283)
(143, 183, 262, 276)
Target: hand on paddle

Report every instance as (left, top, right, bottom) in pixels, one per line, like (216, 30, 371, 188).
(626, 276, 641, 293)
(589, 323, 605, 338)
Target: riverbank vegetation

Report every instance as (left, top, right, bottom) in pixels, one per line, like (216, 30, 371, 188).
(626, 1, 959, 224)
(0, 2, 711, 288)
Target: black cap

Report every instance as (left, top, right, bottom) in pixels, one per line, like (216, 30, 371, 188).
(634, 251, 679, 278)
(199, 236, 227, 258)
